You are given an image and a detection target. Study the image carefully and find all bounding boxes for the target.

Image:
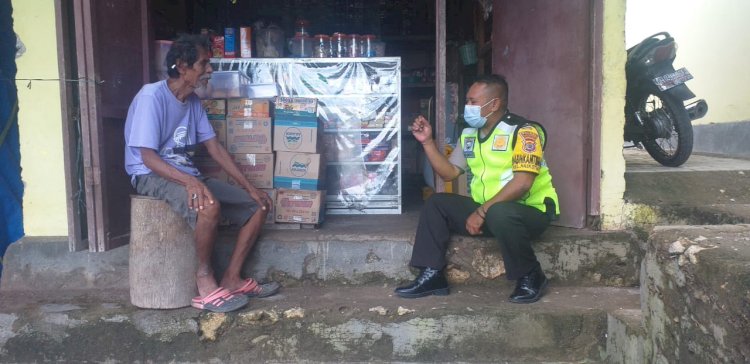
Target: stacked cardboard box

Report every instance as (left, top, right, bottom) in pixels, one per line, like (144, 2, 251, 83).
(226, 118, 272, 154)
(196, 96, 326, 227)
(273, 97, 325, 224)
(197, 98, 275, 226)
(193, 155, 228, 182)
(226, 98, 276, 225)
(275, 188, 324, 224)
(273, 151, 324, 190)
(196, 99, 228, 180)
(261, 188, 276, 225)
(229, 153, 274, 189)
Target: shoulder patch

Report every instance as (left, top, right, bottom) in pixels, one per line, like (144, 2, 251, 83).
(518, 126, 539, 153)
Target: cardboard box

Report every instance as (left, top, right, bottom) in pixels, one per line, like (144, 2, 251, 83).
(201, 99, 226, 120)
(227, 98, 271, 118)
(275, 188, 324, 224)
(194, 156, 228, 182)
(261, 188, 276, 225)
(229, 153, 274, 189)
(227, 117, 272, 154)
(274, 152, 324, 190)
(209, 119, 227, 148)
(273, 118, 321, 153)
(274, 96, 317, 120)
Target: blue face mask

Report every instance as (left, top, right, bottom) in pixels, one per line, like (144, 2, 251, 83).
(463, 98, 498, 128)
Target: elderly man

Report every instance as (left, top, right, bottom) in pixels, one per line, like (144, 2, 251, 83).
(124, 34, 278, 312)
(396, 74, 560, 303)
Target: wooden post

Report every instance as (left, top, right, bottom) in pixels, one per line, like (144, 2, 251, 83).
(435, 0, 447, 192)
(129, 195, 197, 309)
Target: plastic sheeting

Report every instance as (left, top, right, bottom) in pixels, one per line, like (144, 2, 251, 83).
(210, 58, 402, 214)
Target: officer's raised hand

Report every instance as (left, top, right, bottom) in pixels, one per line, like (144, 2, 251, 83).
(411, 115, 433, 145)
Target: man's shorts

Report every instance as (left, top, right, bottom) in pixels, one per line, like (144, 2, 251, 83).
(135, 174, 259, 229)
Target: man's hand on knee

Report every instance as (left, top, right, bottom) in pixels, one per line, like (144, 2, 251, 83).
(186, 178, 215, 211)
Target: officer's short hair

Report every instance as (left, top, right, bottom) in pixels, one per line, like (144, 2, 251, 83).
(165, 34, 211, 78)
(475, 74, 509, 106)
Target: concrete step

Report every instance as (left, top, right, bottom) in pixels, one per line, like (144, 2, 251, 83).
(218, 223, 641, 288)
(1, 217, 641, 292)
(606, 309, 648, 363)
(0, 285, 640, 363)
(625, 166, 750, 226)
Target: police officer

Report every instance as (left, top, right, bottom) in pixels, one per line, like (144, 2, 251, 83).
(395, 74, 559, 303)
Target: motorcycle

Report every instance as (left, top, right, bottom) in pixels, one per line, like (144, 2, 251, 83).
(625, 32, 708, 167)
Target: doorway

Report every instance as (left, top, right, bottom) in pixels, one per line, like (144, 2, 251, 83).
(61, 0, 598, 252)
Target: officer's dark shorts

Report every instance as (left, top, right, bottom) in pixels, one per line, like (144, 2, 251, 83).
(135, 174, 259, 229)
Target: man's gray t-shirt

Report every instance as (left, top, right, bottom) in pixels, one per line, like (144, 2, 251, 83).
(124, 80, 215, 184)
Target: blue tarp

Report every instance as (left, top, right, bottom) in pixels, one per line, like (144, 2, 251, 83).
(0, 0, 23, 273)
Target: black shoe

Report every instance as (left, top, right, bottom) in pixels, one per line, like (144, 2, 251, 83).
(509, 267, 548, 304)
(394, 267, 449, 298)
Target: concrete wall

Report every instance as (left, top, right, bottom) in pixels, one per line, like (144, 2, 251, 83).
(13, 0, 68, 236)
(599, 0, 628, 230)
(626, 0, 750, 126)
(693, 121, 750, 158)
(642, 225, 750, 363)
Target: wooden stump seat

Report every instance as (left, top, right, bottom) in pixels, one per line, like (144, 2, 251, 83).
(129, 195, 197, 309)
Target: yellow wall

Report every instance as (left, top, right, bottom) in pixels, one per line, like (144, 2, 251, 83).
(626, 0, 750, 125)
(13, 1, 68, 235)
(599, 0, 628, 230)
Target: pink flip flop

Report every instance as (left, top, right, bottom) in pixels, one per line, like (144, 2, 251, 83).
(191, 287, 248, 313)
(230, 278, 281, 298)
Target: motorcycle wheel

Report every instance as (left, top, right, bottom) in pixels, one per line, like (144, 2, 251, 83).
(636, 91, 693, 167)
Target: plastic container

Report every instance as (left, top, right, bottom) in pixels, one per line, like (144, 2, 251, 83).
(196, 70, 245, 99)
(348, 34, 361, 57)
(295, 19, 310, 36)
(255, 23, 284, 58)
(331, 33, 348, 58)
(312, 34, 331, 58)
(288, 35, 313, 58)
(361, 35, 377, 57)
(241, 83, 280, 98)
(372, 41, 386, 57)
(153, 40, 173, 80)
(459, 42, 478, 65)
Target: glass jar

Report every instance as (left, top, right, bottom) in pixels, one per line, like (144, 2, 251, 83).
(348, 34, 361, 57)
(288, 35, 312, 58)
(295, 19, 310, 36)
(312, 34, 331, 58)
(362, 34, 377, 57)
(254, 23, 285, 58)
(331, 33, 348, 58)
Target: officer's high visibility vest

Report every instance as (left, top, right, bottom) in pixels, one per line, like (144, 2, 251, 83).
(459, 112, 560, 216)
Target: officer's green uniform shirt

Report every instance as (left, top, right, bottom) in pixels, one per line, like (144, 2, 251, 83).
(448, 112, 560, 216)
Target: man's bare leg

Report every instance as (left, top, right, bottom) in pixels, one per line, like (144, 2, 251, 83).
(194, 201, 221, 297)
(220, 208, 267, 291)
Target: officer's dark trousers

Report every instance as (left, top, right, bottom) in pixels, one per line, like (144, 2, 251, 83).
(410, 193, 551, 281)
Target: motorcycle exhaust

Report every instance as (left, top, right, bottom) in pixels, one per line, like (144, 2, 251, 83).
(685, 99, 708, 120)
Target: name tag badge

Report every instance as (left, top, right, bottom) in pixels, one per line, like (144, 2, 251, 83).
(463, 137, 476, 159)
(492, 135, 509, 151)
